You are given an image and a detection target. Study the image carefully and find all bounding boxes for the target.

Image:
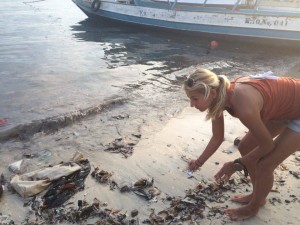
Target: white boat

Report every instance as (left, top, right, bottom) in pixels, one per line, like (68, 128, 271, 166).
(72, 0, 300, 43)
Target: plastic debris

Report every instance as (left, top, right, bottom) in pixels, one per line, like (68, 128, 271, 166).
(8, 159, 26, 174)
(184, 169, 194, 178)
(249, 71, 278, 80)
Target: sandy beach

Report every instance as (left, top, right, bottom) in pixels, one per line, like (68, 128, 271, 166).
(0, 105, 299, 224)
(1, 54, 300, 225)
(1, 56, 300, 224)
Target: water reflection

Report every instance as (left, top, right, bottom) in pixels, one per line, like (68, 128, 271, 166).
(70, 19, 211, 72)
(70, 18, 300, 77)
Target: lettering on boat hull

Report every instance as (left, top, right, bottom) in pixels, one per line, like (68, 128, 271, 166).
(245, 17, 289, 27)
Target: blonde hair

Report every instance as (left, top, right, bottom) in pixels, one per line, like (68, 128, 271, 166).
(184, 67, 230, 120)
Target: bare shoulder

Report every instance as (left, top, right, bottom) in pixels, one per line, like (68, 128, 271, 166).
(231, 82, 264, 117)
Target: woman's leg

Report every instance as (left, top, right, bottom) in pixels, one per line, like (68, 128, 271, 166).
(232, 121, 286, 204)
(225, 127, 300, 220)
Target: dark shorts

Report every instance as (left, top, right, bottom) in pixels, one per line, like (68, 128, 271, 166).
(288, 119, 300, 133)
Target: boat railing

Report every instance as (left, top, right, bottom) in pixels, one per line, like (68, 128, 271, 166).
(133, 0, 260, 11)
(134, 0, 300, 13)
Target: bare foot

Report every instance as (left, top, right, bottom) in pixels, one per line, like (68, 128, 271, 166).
(231, 194, 252, 204)
(224, 205, 259, 221)
(231, 194, 267, 206)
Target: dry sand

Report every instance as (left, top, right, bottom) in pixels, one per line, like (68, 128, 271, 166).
(0, 107, 299, 224)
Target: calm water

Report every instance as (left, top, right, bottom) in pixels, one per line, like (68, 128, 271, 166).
(0, 0, 299, 137)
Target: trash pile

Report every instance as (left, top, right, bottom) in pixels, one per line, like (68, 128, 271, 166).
(104, 137, 135, 157)
(142, 180, 242, 224)
(18, 179, 239, 225)
(23, 197, 140, 225)
(9, 152, 90, 204)
(42, 158, 91, 208)
(10, 158, 251, 224)
(91, 166, 161, 201)
(119, 178, 161, 201)
(0, 214, 14, 225)
(21, 179, 238, 225)
(5, 164, 299, 225)
(104, 133, 141, 158)
(91, 167, 113, 184)
(1, 149, 299, 225)
(0, 152, 91, 225)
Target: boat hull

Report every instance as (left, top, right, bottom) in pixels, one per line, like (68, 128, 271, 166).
(72, 0, 300, 42)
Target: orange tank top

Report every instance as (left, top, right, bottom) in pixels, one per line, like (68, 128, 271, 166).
(227, 76, 300, 121)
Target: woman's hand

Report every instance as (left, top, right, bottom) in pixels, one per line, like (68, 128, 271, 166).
(188, 159, 202, 172)
(214, 161, 235, 184)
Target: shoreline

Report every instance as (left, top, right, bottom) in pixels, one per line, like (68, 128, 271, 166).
(0, 56, 300, 224)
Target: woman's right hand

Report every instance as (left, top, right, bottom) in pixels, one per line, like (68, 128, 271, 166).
(188, 159, 202, 172)
(214, 161, 235, 184)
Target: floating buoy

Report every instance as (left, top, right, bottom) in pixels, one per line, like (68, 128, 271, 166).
(0, 118, 8, 127)
(206, 40, 219, 54)
(210, 40, 219, 49)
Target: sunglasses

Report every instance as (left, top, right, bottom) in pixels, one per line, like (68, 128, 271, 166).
(184, 77, 196, 87)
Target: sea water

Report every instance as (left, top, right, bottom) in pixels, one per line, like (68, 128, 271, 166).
(0, 0, 299, 139)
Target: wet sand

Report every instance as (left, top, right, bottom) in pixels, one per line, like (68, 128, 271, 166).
(286, 61, 300, 78)
(0, 60, 300, 224)
(0, 105, 300, 224)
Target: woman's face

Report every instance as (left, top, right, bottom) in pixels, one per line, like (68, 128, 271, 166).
(186, 90, 216, 112)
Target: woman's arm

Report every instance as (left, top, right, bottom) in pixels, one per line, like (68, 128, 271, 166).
(215, 84, 274, 182)
(188, 113, 225, 171)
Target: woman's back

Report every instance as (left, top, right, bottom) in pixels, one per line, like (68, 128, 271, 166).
(228, 77, 300, 121)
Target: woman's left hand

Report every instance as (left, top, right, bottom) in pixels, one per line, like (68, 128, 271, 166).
(214, 161, 235, 184)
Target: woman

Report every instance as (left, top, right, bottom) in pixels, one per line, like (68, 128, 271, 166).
(184, 68, 300, 221)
